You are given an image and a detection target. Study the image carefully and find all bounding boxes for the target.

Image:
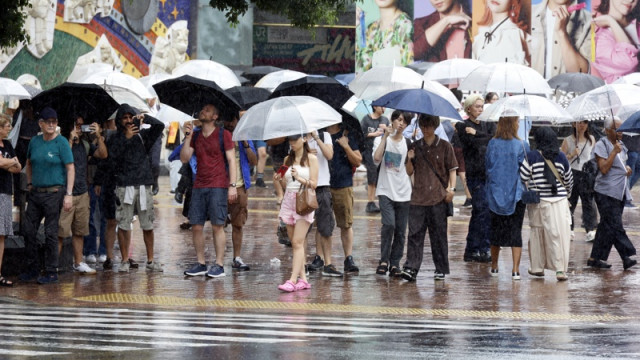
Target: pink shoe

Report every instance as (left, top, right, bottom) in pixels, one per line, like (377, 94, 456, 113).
(295, 279, 311, 290)
(278, 280, 296, 292)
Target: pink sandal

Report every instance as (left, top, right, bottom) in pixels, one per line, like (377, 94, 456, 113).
(278, 280, 296, 292)
(295, 279, 311, 290)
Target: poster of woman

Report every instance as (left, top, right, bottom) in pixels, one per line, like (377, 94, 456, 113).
(413, 0, 473, 62)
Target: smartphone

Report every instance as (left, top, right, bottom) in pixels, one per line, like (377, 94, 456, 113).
(81, 125, 92, 133)
(133, 117, 141, 129)
(276, 165, 289, 177)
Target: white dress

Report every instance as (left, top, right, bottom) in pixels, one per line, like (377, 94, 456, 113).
(473, 19, 531, 65)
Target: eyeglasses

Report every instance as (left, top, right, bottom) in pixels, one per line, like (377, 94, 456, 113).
(42, 119, 58, 125)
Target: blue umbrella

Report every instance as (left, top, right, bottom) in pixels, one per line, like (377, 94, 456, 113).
(371, 88, 462, 120)
(618, 110, 640, 133)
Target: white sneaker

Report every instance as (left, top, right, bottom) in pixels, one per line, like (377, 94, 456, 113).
(586, 230, 596, 242)
(74, 262, 97, 274)
(98, 254, 107, 263)
(570, 231, 575, 240)
(85, 254, 97, 264)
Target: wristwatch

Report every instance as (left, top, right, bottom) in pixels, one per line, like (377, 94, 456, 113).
(229, 183, 236, 188)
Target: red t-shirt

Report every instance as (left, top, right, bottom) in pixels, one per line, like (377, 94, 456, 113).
(191, 127, 234, 188)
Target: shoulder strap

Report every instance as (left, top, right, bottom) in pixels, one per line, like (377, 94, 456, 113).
(219, 127, 229, 173)
(543, 157, 566, 188)
(416, 142, 447, 189)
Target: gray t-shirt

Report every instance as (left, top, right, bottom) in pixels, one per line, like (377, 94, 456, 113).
(593, 137, 631, 201)
(361, 114, 389, 152)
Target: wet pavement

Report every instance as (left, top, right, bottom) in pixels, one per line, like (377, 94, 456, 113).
(2, 172, 640, 359)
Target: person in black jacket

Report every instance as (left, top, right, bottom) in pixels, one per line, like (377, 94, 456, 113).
(105, 104, 165, 273)
(455, 94, 496, 263)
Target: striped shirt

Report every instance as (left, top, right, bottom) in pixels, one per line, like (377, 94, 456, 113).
(519, 150, 574, 199)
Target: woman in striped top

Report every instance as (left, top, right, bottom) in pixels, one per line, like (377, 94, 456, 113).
(519, 127, 574, 281)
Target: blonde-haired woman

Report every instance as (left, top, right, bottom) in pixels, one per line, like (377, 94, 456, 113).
(274, 134, 318, 292)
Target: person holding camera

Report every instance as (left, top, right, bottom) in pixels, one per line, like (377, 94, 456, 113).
(105, 104, 165, 273)
(57, 115, 107, 275)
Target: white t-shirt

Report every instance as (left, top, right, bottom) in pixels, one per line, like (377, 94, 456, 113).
(372, 135, 412, 202)
(307, 132, 332, 187)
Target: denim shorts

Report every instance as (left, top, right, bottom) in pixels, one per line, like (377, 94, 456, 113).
(189, 187, 228, 226)
(253, 140, 267, 149)
(279, 190, 314, 225)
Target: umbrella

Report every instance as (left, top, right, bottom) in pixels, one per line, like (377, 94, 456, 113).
(155, 104, 194, 125)
(255, 70, 307, 92)
(227, 86, 271, 110)
(371, 88, 462, 120)
(22, 85, 42, 97)
(153, 75, 241, 119)
(101, 85, 151, 114)
(231, 96, 342, 141)
(77, 71, 153, 100)
(334, 73, 355, 86)
(458, 62, 552, 95)
(548, 73, 605, 94)
(613, 72, 640, 86)
(0, 77, 31, 100)
(617, 110, 640, 133)
(139, 73, 174, 97)
(269, 76, 353, 109)
(242, 66, 283, 84)
(31, 82, 119, 131)
(405, 61, 437, 75)
(561, 84, 640, 123)
(424, 58, 484, 86)
(172, 60, 241, 90)
(67, 63, 114, 82)
(477, 94, 572, 122)
(338, 109, 366, 153)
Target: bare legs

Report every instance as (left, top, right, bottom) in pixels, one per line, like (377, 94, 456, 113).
(491, 245, 522, 274)
(287, 221, 311, 283)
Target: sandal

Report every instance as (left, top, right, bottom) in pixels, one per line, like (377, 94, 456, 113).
(389, 266, 402, 277)
(278, 280, 296, 292)
(376, 262, 388, 275)
(0, 277, 13, 287)
(295, 279, 311, 290)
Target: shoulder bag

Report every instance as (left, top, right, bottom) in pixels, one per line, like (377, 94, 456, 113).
(521, 142, 540, 204)
(296, 183, 318, 216)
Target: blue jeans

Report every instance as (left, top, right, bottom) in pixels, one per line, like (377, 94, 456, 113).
(378, 195, 409, 268)
(83, 185, 106, 257)
(627, 151, 640, 189)
(464, 177, 491, 255)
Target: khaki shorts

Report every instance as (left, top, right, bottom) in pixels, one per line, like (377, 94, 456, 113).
(228, 186, 248, 227)
(115, 186, 155, 231)
(58, 192, 90, 238)
(330, 187, 353, 229)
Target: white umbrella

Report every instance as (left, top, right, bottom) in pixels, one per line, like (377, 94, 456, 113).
(424, 58, 483, 86)
(349, 66, 461, 109)
(67, 63, 114, 82)
(0, 77, 32, 100)
(155, 103, 193, 125)
(254, 70, 307, 92)
(101, 85, 151, 114)
(458, 62, 552, 95)
(172, 59, 240, 90)
(613, 72, 640, 86)
(477, 94, 572, 122)
(78, 71, 153, 100)
(561, 84, 640, 123)
(139, 73, 173, 97)
(231, 96, 342, 141)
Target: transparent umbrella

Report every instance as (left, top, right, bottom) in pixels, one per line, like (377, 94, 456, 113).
(254, 70, 307, 92)
(424, 58, 483, 86)
(172, 59, 241, 90)
(459, 62, 552, 95)
(477, 94, 572, 123)
(0, 77, 32, 100)
(561, 84, 640, 123)
(77, 71, 153, 100)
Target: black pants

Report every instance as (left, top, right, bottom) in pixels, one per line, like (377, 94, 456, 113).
(590, 193, 636, 261)
(404, 202, 449, 274)
(23, 190, 65, 273)
(568, 170, 597, 231)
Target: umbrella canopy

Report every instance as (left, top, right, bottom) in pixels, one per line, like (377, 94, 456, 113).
(231, 96, 342, 141)
(613, 72, 640, 86)
(172, 60, 241, 90)
(77, 71, 153, 100)
(139, 73, 174, 97)
(155, 104, 193, 125)
(548, 73, 605, 94)
(372, 88, 462, 120)
(458, 62, 552, 95)
(255, 70, 307, 92)
(562, 84, 640, 123)
(477, 94, 572, 122)
(269, 76, 353, 109)
(405, 61, 437, 75)
(101, 84, 151, 114)
(31, 82, 119, 132)
(242, 66, 283, 84)
(153, 75, 241, 119)
(67, 63, 114, 82)
(334, 73, 355, 86)
(0, 77, 32, 100)
(338, 109, 367, 153)
(424, 58, 484, 86)
(227, 86, 271, 110)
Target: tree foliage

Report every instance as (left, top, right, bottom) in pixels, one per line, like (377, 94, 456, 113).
(209, 0, 350, 29)
(0, 1, 31, 48)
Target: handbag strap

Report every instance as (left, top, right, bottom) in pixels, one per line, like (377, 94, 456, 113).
(521, 141, 539, 191)
(543, 157, 566, 189)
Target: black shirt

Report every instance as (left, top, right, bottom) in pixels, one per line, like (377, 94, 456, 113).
(0, 140, 16, 194)
(70, 141, 96, 195)
(455, 119, 496, 180)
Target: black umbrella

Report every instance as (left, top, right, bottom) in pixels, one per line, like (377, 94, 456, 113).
(31, 82, 119, 133)
(338, 109, 366, 153)
(153, 75, 241, 120)
(269, 76, 353, 109)
(227, 86, 271, 110)
(242, 66, 283, 84)
(548, 73, 605, 94)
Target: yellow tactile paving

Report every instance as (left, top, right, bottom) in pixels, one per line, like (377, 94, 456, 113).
(75, 293, 629, 322)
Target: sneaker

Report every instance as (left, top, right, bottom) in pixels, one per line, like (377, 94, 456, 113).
(625, 201, 638, 209)
(512, 272, 521, 280)
(207, 264, 225, 278)
(37, 272, 58, 284)
(343, 255, 359, 273)
(174, 192, 183, 204)
(490, 268, 499, 277)
(462, 198, 473, 208)
(85, 254, 97, 264)
(401, 267, 417, 282)
(587, 259, 612, 269)
(119, 261, 130, 273)
(294, 279, 311, 290)
(255, 178, 267, 188)
(464, 252, 481, 262)
(623, 257, 637, 270)
(232, 257, 250, 271)
(434, 271, 445, 280)
(128, 258, 139, 269)
(278, 280, 296, 292)
(365, 201, 380, 213)
(103, 258, 113, 270)
(179, 221, 192, 230)
(98, 254, 107, 263)
(184, 263, 208, 276)
(556, 271, 568, 281)
(585, 230, 596, 242)
(73, 262, 97, 274)
(322, 264, 343, 277)
(146, 261, 164, 272)
(307, 255, 324, 272)
(479, 251, 492, 263)
(570, 231, 575, 240)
